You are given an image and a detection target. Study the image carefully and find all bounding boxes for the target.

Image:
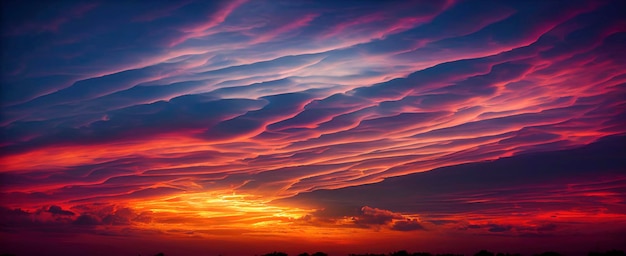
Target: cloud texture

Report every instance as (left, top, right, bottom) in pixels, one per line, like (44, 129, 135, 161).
(1, 0, 626, 255)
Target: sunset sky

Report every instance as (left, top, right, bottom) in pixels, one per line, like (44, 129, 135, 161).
(1, 0, 626, 255)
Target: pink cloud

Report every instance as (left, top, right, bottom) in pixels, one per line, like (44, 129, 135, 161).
(168, 0, 248, 47)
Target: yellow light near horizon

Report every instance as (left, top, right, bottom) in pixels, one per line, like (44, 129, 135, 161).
(125, 190, 399, 244)
(131, 190, 312, 229)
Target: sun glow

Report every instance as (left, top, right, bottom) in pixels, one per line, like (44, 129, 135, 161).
(130, 190, 313, 231)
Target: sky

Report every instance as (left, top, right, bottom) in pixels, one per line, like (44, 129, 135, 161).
(1, 0, 626, 255)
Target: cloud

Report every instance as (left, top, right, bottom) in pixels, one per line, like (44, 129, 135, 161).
(0, 203, 155, 232)
(296, 205, 424, 232)
(1, 95, 267, 155)
(354, 206, 404, 226)
(1, 0, 626, 247)
(102, 207, 153, 225)
(459, 222, 562, 235)
(0, 207, 32, 227)
(487, 224, 513, 233)
(73, 214, 101, 226)
(0, 205, 78, 229)
(278, 135, 626, 233)
(392, 219, 425, 231)
(47, 205, 75, 216)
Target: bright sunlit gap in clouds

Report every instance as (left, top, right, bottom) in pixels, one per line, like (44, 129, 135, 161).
(1, 0, 626, 255)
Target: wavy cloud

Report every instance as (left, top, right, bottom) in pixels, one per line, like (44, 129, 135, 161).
(1, 0, 626, 255)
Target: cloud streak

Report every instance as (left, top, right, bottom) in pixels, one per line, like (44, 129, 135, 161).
(1, 0, 626, 255)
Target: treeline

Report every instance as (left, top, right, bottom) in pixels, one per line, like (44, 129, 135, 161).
(258, 250, 625, 256)
(1, 249, 624, 256)
(262, 252, 328, 256)
(345, 250, 625, 256)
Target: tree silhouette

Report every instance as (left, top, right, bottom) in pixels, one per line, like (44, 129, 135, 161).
(475, 250, 495, 256)
(391, 250, 411, 256)
(246, 249, 626, 256)
(535, 252, 561, 256)
(263, 252, 288, 256)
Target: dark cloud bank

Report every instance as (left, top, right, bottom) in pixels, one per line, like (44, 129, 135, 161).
(278, 134, 626, 231)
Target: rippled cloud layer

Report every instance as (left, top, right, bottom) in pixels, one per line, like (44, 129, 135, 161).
(1, 0, 626, 255)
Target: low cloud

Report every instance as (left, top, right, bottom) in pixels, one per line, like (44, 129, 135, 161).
(73, 214, 101, 226)
(354, 206, 404, 226)
(487, 224, 513, 233)
(460, 222, 560, 235)
(102, 207, 153, 225)
(0, 204, 154, 232)
(47, 205, 75, 216)
(392, 218, 425, 231)
(297, 205, 425, 232)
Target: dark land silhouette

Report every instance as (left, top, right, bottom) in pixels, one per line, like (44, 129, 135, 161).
(0, 249, 624, 256)
(134, 250, 626, 256)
